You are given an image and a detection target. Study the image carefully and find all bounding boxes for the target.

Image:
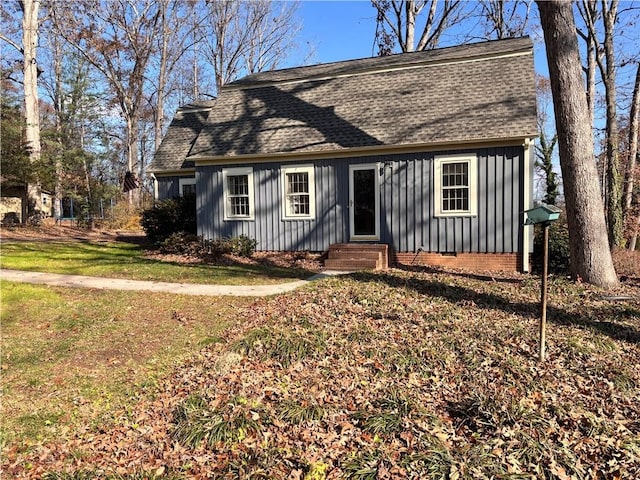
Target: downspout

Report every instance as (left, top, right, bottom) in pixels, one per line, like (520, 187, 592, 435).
(522, 138, 534, 272)
(151, 173, 158, 202)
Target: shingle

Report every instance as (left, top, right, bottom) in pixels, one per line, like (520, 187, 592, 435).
(153, 38, 537, 169)
(148, 101, 216, 172)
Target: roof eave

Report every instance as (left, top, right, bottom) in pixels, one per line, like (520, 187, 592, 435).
(190, 135, 539, 166)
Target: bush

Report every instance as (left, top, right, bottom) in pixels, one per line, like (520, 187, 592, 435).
(228, 235, 257, 257)
(101, 202, 141, 230)
(159, 232, 202, 255)
(141, 194, 196, 242)
(533, 220, 570, 274)
(159, 233, 257, 259)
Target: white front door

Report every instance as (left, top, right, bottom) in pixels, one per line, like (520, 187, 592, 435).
(349, 163, 380, 241)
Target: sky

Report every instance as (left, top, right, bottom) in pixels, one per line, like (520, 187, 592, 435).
(298, 1, 381, 64)
(293, 0, 550, 76)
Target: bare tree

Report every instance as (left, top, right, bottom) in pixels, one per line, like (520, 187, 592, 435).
(626, 63, 640, 249)
(576, 1, 599, 124)
(536, 0, 618, 288)
(0, 0, 43, 221)
(153, 0, 199, 152)
(242, 0, 301, 75)
(53, 0, 161, 206)
(478, 0, 533, 40)
(371, 0, 468, 54)
(581, 1, 623, 248)
(535, 74, 559, 205)
(200, 0, 302, 94)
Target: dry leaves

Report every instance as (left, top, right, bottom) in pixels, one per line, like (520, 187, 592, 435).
(3, 269, 639, 479)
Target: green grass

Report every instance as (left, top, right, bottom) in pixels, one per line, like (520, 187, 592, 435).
(3, 269, 639, 478)
(0, 280, 252, 449)
(0, 241, 313, 285)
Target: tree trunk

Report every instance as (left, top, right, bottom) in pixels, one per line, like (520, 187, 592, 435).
(600, 0, 623, 248)
(624, 63, 640, 249)
(52, 28, 63, 222)
(22, 0, 42, 220)
(405, 1, 416, 52)
(536, 0, 619, 288)
(155, 0, 169, 154)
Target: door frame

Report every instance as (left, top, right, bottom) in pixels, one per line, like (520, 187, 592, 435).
(349, 163, 381, 241)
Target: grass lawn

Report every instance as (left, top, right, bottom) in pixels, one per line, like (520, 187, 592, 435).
(2, 269, 639, 479)
(0, 241, 315, 285)
(0, 280, 253, 451)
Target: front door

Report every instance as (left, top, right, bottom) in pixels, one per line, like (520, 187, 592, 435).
(349, 164, 380, 240)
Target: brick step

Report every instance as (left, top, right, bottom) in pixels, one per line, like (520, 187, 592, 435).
(327, 250, 381, 260)
(324, 243, 389, 271)
(329, 243, 388, 252)
(324, 258, 380, 271)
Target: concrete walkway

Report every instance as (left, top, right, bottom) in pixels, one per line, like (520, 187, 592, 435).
(0, 269, 346, 297)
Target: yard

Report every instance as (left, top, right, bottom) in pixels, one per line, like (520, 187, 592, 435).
(0, 227, 320, 285)
(2, 238, 639, 478)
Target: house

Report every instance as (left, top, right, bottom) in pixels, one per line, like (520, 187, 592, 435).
(149, 37, 538, 272)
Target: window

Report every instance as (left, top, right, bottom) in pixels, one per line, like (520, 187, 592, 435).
(434, 154, 477, 217)
(179, 177, 196, 197)
(223, 167, 254, 220)
(281, 165, 315, 219)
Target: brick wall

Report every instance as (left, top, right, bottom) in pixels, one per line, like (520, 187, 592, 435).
(393, 251, 522, 272)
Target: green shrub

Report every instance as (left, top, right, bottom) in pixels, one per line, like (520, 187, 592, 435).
(228, 235, 257, 257)
(533, 220, 570, 274)
(158, 233, 257, 259)
(140, 194, 196, 242)
(159, 232, 202, 255)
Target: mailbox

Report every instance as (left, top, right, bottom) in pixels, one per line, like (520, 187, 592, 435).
(524, 203, 561, 225)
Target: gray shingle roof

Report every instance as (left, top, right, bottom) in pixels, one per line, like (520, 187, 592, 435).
(153, 38, 537, 170)
(148, 101, 215, 172)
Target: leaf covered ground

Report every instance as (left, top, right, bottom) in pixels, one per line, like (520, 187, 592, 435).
(3, 269, 640, 479)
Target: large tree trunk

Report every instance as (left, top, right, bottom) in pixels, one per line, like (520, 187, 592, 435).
(22, 0, 42, 220)
(536, 0, 618, 288)
(625, 64, 640, 249)
(51, 28, 63, 222)
(600, 0, 623, 248)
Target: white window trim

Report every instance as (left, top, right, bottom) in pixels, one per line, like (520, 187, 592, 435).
(179, 177, 196, 197)
(223, 167, 254, 221)
(434, 154, 477, 217)
(281, 164, 316, 220)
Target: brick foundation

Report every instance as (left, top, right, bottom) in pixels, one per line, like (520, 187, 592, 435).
(393, 251, 522, 272)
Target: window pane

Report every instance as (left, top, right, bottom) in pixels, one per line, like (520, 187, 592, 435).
(228, 175, 248, 195)
(288, 194, 310, 215)
(182, 184, 195, 196)
(287, 172, 309, 194)
(231, 196, 249, 216)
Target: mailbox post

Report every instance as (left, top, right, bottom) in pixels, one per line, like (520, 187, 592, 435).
(524, 203, 561, 361)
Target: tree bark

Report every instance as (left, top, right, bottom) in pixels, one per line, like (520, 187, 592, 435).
(600, 0, 623, 248)
(52, 27, 63, 221)
(624, 63, 640, 249)
(536, 0, 619, 288)
(21, 0, 42, 220)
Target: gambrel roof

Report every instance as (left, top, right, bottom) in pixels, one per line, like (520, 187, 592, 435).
(150, 101, 215, 172)
(151, 37, 537, 171)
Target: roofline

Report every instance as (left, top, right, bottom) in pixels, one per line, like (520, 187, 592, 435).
(223, 49, 532, 92)
(176, 106, 215, 114)
(189, 136, 538, 167)
(148, 168, 196, 176)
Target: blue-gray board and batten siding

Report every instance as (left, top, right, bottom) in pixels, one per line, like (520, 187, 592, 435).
(156, 175, 192, 200)
(180, 146, 529, 255)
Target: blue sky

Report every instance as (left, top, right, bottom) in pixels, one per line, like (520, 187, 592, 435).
(298, 1, 380, 63)
(295, 1, 550, 75)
